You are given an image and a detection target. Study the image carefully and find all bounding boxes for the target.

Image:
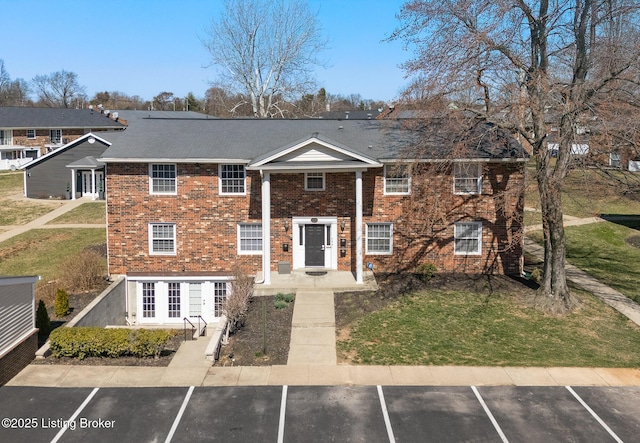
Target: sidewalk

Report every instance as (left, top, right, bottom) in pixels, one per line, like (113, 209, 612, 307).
(287, 290, 337, 366)
(0, 196, 103, 243)
(7, 363, 640, 387)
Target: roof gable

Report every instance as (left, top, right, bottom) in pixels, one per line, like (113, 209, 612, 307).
(248, 136, 382, 170)
(21, 133, 112, 169)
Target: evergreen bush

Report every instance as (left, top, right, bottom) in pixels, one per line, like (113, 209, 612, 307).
(54, 288, 71, 317)
(36, 300, 51, 339)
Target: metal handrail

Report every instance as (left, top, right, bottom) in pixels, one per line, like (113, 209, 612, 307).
(183, 317, 196, 341)
(196, 315, 208, 336)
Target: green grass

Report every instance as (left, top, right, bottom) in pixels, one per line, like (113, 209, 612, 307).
(556, 223, 640, 303)
(525, 164, 640, 218)
(48, 202, 106, 224)
(337, 289, 640, 367)
(528, 222, 640, 303)
(0, 228, 106, 282)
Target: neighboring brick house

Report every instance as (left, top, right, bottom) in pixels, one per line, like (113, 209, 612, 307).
(99, 118, 527, 326)
(0, 276, 39, 386)
(0, 106, 125, 171)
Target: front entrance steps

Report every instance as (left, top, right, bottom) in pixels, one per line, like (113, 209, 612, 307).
(254, 270, 377, 296)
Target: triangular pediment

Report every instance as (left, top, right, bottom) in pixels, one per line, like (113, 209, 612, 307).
(248, 136, 381, 170)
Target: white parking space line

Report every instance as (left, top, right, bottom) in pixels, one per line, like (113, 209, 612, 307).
(566, 386, 624, 443)
(471, 386, 509, 443)
(377, 385, 396, 443)
(50, 387, 99, 443)
(277, 385, 288, 443)
(165, 386, 194, 443)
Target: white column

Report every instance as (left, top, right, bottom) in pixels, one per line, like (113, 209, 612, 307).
(355, 170, 363, 284)
(70, 169, 76, 200)
(261, 171, 271, 285)
(91, 169, 96, 200)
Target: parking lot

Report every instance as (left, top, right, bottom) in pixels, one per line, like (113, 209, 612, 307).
(1, 385, 639, 442)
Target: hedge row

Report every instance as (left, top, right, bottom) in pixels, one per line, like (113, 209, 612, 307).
(49, 327, 175, 360)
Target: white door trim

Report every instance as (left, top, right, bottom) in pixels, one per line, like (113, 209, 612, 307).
(291, 216, 337, 270)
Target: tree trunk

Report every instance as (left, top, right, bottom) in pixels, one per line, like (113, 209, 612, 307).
(535, 155, 577, 313)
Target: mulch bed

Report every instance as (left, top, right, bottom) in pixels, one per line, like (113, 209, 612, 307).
(214, 295, 295, 367)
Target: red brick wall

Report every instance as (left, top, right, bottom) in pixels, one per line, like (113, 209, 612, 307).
(0, 330, 37, 386)
(107, 162, 524, 276)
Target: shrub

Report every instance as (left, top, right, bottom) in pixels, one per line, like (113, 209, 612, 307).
(58, 249, 106, 292)
(530, 268, 541, 283)
(224, 267, 254, 335)
(48, 327, 174, 360)
(36, 300, 50, 339)
(415, 263, 437, 282)
(274, 292, 295, 309)
(54, 288, 71, 317)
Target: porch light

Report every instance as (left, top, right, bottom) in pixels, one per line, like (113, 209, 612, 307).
(284, 220, 290, 232)
(340, 219, 346, 232)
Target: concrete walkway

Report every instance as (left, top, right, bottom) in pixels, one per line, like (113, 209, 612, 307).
(287, 291, 337, 366)
(0, 196, 103, 243)
(524, 237, 640, 326)
(7, 364, 640, 387)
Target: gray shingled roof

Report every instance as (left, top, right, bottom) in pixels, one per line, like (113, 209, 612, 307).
(0, 106, 125, 129)
(113, 110, 214, 122)
(98, 118, 526, 162)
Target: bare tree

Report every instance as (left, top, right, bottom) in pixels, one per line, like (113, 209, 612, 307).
(31, 70, 86, 108)
(0, 60, 31, 106)
(152, 91, 175, 111)
(201, 0, 328, 118)
(391, 0, 640, 313)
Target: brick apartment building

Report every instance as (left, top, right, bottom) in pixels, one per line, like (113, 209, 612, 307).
(98, 117, 527, 326)
(0, 106, 125, 171)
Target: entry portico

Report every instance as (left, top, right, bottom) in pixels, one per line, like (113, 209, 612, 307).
(246, 134, 382, 285)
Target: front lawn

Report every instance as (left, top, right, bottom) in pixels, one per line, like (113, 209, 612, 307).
(48, 202, 107, 224)
(0, 228, 106, 282)
(528, 222, 640, 304)
(336, 283, 640, 367)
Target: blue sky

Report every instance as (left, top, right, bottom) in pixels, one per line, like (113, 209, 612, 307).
(0, 0, 411, 104)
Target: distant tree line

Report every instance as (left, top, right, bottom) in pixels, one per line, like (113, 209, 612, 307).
(0, 59, 386, 117)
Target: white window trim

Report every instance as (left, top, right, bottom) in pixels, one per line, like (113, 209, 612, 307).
(237, 222, 263, 255)
(149, 163, 177, 195)
(0, 129, 12, 145)
(453, 163, 482, 195)
(365, 222, 393, 255)
(50, 129, 62, 143)
(148, 222, 177, 256)
(26, 129, 36, 139)
(304, 172, 325, 191)
(609, 152, 621, 167)
(454, 221, 482, 256)
(383, 164, 411, 195)
(219, 164, 247, 195)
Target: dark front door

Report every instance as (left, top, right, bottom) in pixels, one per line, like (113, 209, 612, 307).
(305, 224, 325, 267)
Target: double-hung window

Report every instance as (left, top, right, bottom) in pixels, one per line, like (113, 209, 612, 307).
(454, 222, 482, 255)
(384, 164, 411, 194)
(0, 129, 12, 145)
(150, 164, 177, 194)
(220, 164, 246, 194)
(305, 172, 325, 191)
(149, 223, 176, 255)
(238, 223, 262, 254)
(366, 223, 393, 254)
(26, 129, 36, 139)
(50, 129, 62, 144)
(453, 163, 482, 194)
